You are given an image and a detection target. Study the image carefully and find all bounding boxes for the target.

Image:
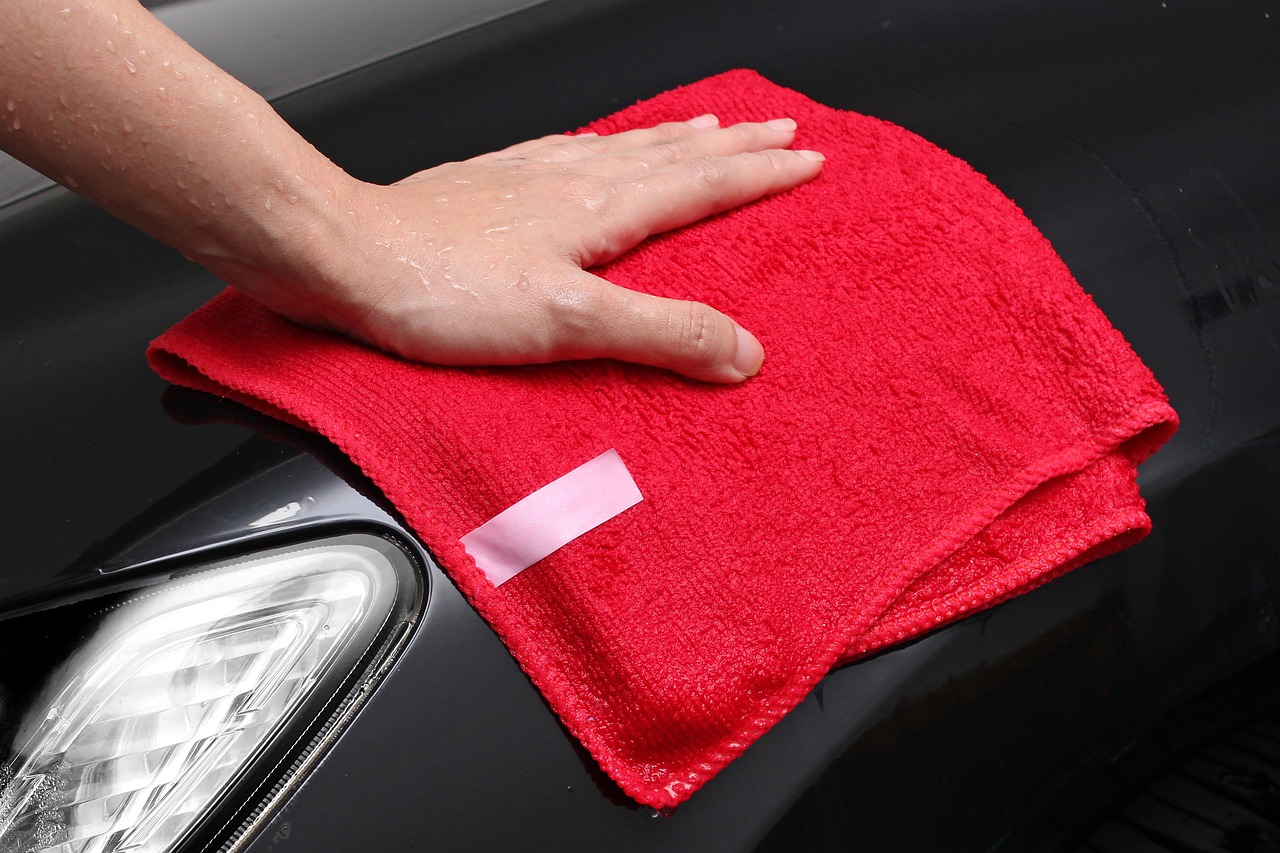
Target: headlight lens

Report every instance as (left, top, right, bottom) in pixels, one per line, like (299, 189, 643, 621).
(0, 534, 420, 853)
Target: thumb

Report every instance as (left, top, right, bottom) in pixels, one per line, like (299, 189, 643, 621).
(550, 269, 765, 383)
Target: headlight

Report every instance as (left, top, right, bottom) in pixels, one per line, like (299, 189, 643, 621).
(0, 533, 421, 853)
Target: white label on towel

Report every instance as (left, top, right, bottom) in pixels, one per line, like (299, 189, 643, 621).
(461, 449, 643, 586)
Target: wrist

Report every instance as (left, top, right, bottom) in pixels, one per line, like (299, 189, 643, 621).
(189, 144, 374, 331)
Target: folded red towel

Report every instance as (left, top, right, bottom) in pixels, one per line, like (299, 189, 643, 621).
(149, 70, 1177, 807)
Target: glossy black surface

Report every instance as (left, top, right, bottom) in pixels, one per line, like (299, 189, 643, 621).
(2, 0, 1278, 850)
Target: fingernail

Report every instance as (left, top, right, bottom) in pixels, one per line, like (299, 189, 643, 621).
(797, 149, 825, 162)
(686, 114, 720, 128)
(764, 117, 797, 132)
(732, 325, 765, 378)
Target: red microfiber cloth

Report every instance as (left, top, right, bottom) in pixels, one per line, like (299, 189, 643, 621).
(148, 70, 1178, 807)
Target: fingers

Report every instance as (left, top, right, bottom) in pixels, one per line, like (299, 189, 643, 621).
(582, 117, 808, 175)
(643, 145, 823, 228)
(574, 146, 824, 265)
(476, 116, 817, 172)
(541, 268, 765, 383)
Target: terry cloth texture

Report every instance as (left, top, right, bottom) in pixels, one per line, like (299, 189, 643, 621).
(149, 70, 1178, 808)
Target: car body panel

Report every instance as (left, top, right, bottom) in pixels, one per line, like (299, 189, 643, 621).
(2, 0, 1278, 849)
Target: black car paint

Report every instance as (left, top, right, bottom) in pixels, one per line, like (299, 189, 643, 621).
(2, 0, 1278, 850)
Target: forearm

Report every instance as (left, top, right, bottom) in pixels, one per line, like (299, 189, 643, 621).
(0, 0, 351, 275)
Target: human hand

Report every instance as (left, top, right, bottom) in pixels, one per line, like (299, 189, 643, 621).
(1, 0, 820, 381)
(224, 116, 824, 382)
